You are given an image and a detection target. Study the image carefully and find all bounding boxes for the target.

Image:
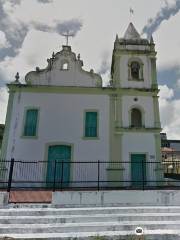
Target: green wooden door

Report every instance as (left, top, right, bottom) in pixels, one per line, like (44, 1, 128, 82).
(131, 154, 146, 187)
(46, 145, 71, 188)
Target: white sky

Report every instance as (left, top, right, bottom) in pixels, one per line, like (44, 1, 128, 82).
(0, 0, 180, 139)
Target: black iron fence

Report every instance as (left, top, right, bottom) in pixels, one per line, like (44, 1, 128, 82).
(162, 150, 180, 180)
(1, 158, 180, 191)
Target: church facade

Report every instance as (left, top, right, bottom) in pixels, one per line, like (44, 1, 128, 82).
(1, 23, 163, 188)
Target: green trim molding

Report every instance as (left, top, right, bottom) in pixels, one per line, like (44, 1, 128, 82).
(82, 109, 99, 140)
(21, 106, 40, 139)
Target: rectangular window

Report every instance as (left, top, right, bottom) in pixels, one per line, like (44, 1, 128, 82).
(85, 111, 98, 137)
(23, 109, 39, 137)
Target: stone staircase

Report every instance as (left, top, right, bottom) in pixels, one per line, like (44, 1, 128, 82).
(0, 205, 180, 239)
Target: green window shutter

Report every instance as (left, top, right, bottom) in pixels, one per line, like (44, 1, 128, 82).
(85, 112, 98, 137)
(24, 109, 38, 136)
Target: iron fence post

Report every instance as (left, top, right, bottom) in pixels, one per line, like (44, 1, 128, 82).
(97, 160, 100, 191)
(61, 161, 64, 191)
(53, 160, 57, 192)
(7, 158, 14, 192)
(142, 160, 145, 191)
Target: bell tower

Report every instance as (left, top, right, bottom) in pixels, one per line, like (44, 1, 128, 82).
(111, 22, 158, 90)
(108, 23, 163, 187)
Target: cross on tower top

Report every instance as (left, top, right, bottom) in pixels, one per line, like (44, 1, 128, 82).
(129, 7, 134, 19)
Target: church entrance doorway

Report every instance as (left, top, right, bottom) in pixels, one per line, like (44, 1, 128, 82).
(46, 145, 71, 188)
(131, 154, 146, 187)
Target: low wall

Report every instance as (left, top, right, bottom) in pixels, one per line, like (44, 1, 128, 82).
(165, 178, 180, 186)
(0, 192, 8, 206)
(52, 190, 180, 207)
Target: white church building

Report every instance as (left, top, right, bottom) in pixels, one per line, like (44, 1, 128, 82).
(1, 23, 163, 188)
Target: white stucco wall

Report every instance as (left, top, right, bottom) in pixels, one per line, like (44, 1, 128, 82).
(27, 67, 101, 87)
(6, 92, 109, 186)
(122, 95, 154, 127)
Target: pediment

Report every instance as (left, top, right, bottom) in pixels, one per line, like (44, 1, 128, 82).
(25, 46, 102, 87)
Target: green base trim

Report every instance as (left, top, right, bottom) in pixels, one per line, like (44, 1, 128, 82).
(21, 107, 40, 139)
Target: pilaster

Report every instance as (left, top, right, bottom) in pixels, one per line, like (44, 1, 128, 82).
(0, 90, 15, 160)
(154, 133, 164, 185)
(153, 95, 161, 128)
(108, 94, 124, 187)
(150, 57, 158, 89)
(112, 54, 121, 87)
(115, 95, 122, 128)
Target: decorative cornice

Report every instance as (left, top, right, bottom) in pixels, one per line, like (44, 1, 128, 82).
(7, 84, 160, 96)
(115, 127, 162, 134)
(113, 49, 157, 56)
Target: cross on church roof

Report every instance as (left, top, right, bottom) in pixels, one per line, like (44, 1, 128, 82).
(61, 31, 74, 46)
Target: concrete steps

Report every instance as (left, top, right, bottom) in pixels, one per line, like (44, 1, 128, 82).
(0, 205, 180, 239)
(3, 205, 180, 215)
(1, 231, 180, 240)
(1, 212, 180, 224)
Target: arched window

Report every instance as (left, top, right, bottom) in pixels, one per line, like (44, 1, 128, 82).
(131, 61, 140, 79)
(62, 62, 69, 70)
(128, 58, 144, 81)
(131, 108, 142, 127)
